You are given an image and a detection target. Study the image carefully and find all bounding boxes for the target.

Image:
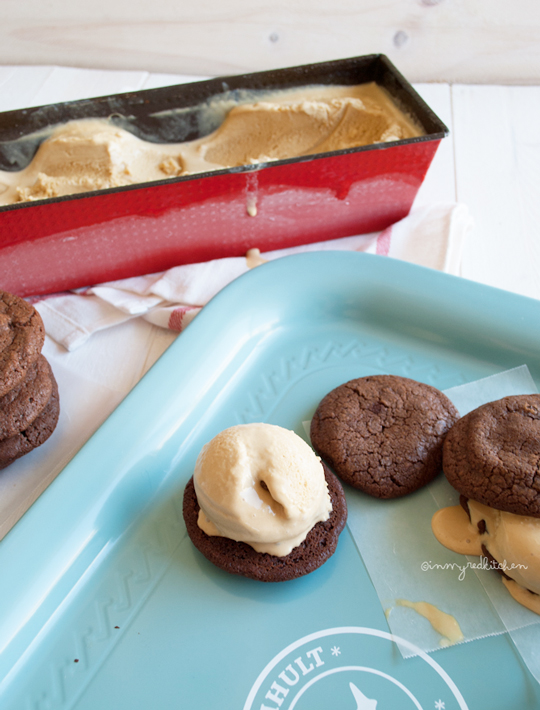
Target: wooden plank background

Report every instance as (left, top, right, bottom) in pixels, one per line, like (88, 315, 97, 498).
(2, 0, 540, 84)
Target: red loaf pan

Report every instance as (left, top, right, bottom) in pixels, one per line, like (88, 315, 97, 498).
(0, 55, 448, 297)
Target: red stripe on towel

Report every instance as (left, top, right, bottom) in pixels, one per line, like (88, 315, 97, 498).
(375, 226, 392, 256)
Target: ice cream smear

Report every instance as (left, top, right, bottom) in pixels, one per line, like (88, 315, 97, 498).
(0, 82, 423, 205)
(193, 423, 332, 557)
(432, 499, 540, 615)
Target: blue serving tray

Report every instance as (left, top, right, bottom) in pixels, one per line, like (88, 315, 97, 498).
(1, 252, 539, 709)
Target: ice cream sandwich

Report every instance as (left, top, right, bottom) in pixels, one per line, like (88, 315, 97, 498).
(183, 423, 347, 582)
(432, 395, 540, 614)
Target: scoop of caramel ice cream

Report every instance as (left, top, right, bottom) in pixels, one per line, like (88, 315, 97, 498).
(194, 423, 332, 557)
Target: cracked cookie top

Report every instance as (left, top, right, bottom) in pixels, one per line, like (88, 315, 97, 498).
(310, 374, 459, 498)
(0, 290, 45, 397)
(443, 395, 540, 517)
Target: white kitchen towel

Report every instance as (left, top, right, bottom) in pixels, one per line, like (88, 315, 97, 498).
(34, 203, 472, 351)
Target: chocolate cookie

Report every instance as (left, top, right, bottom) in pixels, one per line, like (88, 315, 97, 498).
(443, 394, 540, 517)
(0, 290, 45, 397)
(0, 368, 60, 469)
(0, 355, 53, 439)
(310, 375, 459, 498)
(183, 464, 347, 582)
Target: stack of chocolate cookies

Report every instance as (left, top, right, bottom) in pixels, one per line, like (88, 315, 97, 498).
(0, 290, 59, 469)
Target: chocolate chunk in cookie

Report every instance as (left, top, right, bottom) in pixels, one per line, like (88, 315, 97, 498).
(0, 290, 45, 397)
(0, 355, 53, 440)
(0, 365, 60, 469)
(182, 464, 347, 582)
(310, 375, 459, 498)
(443, 394, 540, 518)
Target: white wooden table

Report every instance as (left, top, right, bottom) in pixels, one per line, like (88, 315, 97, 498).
(0, 65, 539, 538)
